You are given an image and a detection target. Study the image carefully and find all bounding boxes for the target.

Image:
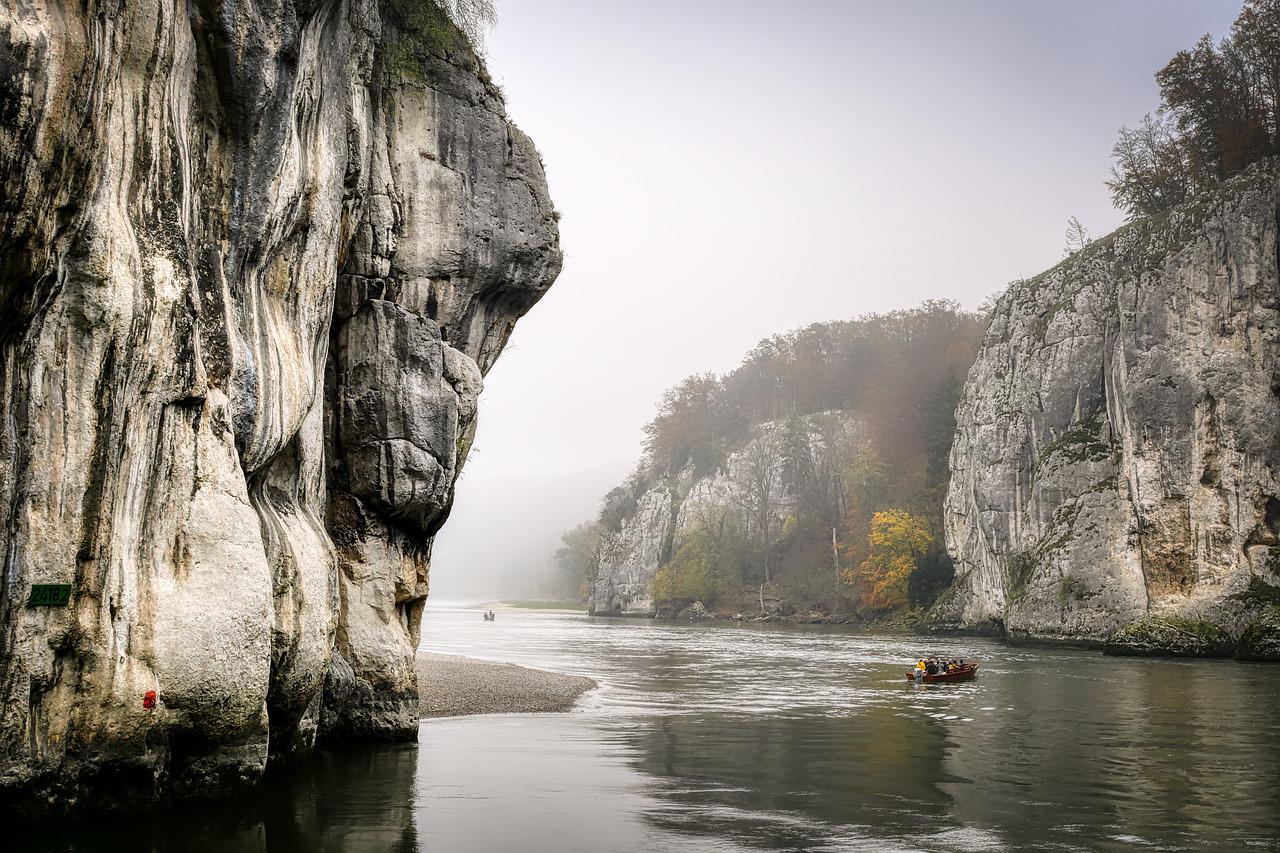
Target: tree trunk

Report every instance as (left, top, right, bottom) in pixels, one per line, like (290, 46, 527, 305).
(832, 527, 840, 584)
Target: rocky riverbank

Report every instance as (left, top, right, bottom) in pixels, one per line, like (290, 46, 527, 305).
(417, 654, 597, 717)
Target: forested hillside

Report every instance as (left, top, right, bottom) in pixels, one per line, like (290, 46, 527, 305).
(553, 301, 987, 618)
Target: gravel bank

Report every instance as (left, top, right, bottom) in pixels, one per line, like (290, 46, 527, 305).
(417, 653, 597, 717)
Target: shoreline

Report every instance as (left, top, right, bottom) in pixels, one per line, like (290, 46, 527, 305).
(592, 611, 1280, 661)
(416, 652, 597, 717)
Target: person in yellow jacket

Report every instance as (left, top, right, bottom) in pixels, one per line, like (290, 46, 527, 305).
(914, 660, 926, 681)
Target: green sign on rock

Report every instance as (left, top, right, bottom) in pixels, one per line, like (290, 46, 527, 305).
(27, 584, 72, 607)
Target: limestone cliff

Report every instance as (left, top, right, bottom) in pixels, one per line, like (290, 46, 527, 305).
(591, 486, 674, 616)
(590, 415, 858, 616)
(0, 0, 560, 814)
(942, 163, 1280, 655)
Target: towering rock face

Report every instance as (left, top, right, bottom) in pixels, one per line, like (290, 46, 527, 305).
(942, 165, 1280, 651)
(591, 488, 674, 616)
(0, 0, 560, 814)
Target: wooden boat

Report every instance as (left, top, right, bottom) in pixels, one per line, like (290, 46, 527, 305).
(906, 662, 978, 683)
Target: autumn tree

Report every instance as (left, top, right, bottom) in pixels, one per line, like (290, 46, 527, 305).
(1157, 33, 1272, 182)
(852, 509, 933, 610)
(1235, 0, 1280, 145)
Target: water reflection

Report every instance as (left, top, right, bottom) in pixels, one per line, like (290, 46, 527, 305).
(934, 655, 1280, 851)
(19, 608, 1280, 852)
(422, 608, 1280, 851)
(19, 742, 419, 853)
(631, 708, 955, 848)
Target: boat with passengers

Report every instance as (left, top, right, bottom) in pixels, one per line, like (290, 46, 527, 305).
(907, 658, 978, 683)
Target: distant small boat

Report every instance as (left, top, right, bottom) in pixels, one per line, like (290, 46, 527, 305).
(907, 663, 978, 683)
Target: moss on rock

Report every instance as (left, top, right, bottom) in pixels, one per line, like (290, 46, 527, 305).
(1037, 415, 1112, 468)
(1104, 615, 1233, 658)
(1236, 607, 1280, 661)
(381, 0, 482, 85)
(1231, 574, 1280, 607)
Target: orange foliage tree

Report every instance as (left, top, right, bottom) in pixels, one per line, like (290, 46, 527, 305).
(851, 509, 933, 610)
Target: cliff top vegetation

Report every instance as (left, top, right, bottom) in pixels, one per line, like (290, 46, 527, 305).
(1109, 0, 1280, 218)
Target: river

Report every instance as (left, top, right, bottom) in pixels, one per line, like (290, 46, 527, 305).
(23, 606, 1280, 852)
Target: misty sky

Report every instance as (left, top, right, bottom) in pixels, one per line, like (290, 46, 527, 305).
(430, 0, 1240, 602)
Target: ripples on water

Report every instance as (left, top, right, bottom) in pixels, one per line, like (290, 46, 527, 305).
(416, 609, 1280, 852)
(22, 607, 1280, 852)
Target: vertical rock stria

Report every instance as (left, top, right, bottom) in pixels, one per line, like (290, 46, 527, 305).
(0, 0, 560, 813)
(942, 164, 1280, 653)
(591, 487, 675, 616)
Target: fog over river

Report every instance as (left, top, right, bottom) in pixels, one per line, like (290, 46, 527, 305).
(23, 608, 1280, 852)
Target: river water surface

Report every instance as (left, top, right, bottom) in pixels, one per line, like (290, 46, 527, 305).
(25, 606, 1280, 852)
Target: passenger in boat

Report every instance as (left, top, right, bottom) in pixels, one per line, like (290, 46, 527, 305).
(925, 659, 938, 675)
